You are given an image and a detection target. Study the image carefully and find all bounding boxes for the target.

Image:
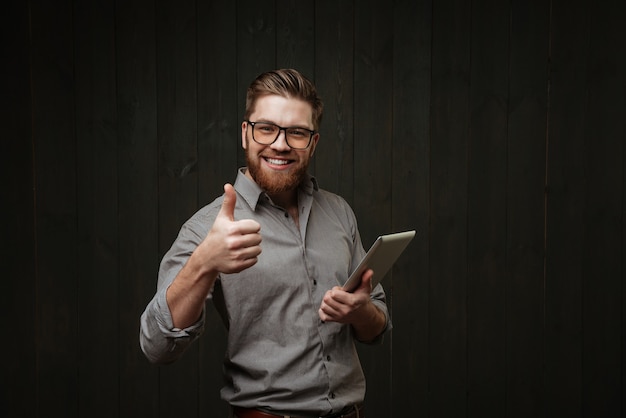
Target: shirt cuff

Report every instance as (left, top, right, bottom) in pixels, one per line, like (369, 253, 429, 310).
(362, 299, 392, 345)
(155, 288, 205, 337)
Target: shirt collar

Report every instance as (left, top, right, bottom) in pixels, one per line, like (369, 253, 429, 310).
(233, 167, 319, 211)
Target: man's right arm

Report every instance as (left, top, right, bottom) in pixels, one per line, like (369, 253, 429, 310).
(139, 183, 262, 363)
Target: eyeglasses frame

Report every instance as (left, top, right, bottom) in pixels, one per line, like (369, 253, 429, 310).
(245, 120, 317, 150)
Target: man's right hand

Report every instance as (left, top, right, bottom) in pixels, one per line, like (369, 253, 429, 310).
(199, 183, 262, 275)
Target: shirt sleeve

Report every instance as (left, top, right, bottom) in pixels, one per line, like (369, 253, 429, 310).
(139, 208, 215, 364)
(139, 288, 205, 364)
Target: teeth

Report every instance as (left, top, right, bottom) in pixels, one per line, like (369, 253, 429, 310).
(266, 158, 289, 165)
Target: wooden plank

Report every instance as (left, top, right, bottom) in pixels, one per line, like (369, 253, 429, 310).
(115, 0, 160, 415)
(275, 0, 316, 170)
(73, 1, 119, 414)
(581, 1, 625, 415)
(276, 0, 315, 74)
(544, 1, 589, 416)
(466, 1, 509, 417)
(155, 1, 199, 415)
(353, 0, 394, 247)
(506, 0, 550, 416)
(429, 0, 471, 415)
(313, 0, 355, 203)
(29, 0, 79, 415)
(623, 80, 626, 418)
(275, 0, 315, 176)
(197, 1, 239, 202)
(390, 0, 431, 416)
(236, 0, 276, 167)
(1, 1, 36, 416)
(196, 1, 238, 416)
(353, 1, 394, 417)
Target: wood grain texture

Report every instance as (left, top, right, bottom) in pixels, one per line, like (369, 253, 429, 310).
(74, 0, 119, 414)
(506, 0, 549, 416)
(8, 0, 626, 416)
(29, 0, 79, 415)
(2, 1, 36, 416)
(466, 1, 509, 416)
(390, 0, 431, 416)
(545, 1, 589, 416)
(353, 1, 394, 417)
(116, 0, 160, 415)
(429, 0, 471, 415)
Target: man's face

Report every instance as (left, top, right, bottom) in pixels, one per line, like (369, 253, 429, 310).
(242, 95, 319, 196)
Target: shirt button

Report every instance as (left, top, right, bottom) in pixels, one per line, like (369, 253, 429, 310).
(313, 279, 317, 286)
(326, 355, 331, 361)
(329, 392, 336, 399)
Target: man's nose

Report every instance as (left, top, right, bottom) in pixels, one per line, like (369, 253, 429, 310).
(271, 129, 291, 150)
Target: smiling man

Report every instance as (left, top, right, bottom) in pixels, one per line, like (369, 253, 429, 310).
(242, 94, 317, 220)
(140, 69, 392, 418)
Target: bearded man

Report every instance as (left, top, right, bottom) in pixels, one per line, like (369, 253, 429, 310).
(140, 69, 391, 418)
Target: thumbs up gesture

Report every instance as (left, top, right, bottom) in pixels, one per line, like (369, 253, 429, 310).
(198, 183, 262, 274)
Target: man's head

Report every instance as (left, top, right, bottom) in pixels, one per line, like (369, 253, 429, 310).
(244, 69, 323, 131)
(241, 69, 323, 198)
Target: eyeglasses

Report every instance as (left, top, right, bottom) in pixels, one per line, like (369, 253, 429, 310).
(246, 121, 316, 150)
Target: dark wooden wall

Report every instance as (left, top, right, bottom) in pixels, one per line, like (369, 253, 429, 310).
(3, 0, 625, 417)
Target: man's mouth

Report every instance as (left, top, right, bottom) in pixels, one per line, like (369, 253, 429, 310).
(264, 157, 292, 166)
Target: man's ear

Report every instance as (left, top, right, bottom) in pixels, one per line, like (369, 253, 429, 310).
(241, 121, 248, 149)
(310, 132, 320, 156)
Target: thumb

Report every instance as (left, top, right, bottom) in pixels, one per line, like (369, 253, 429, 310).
(358, 269, 374, 293)
(218, 183, 237, 221)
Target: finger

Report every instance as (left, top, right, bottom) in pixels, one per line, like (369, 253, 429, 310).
(318, 301, 339, 321)
(236, 219, 262, 235)
(218, 183, 237, 221)
(223, 224, 262, 255)
(322, 289, 345, 311)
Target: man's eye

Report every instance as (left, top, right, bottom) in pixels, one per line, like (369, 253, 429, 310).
(288, 129, 307, 137)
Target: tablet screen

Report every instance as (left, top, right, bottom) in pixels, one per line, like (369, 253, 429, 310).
(342, 230, 415, 292)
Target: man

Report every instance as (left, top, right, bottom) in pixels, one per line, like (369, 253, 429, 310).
(140, 69, 392, 418)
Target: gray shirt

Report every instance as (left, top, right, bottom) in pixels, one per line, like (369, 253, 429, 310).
(140, 169, 392, 416)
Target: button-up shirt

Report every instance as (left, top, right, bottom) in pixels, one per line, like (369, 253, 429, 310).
(140, 169, 392, 416)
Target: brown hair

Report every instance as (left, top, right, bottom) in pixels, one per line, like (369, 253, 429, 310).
(244, 69, 324, 131)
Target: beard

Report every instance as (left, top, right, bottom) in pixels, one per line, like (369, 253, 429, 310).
(245, 145, 310, 195)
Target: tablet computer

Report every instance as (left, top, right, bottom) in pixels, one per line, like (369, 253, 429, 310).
(342, 230, 416, 292)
